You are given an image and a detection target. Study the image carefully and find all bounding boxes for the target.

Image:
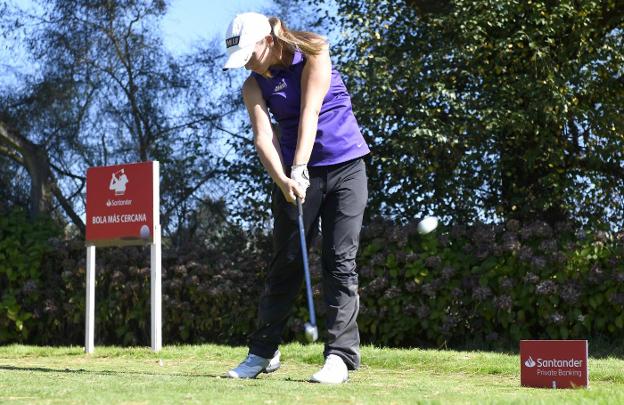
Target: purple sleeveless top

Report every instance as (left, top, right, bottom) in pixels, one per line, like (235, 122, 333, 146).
(251, 49, 370, 167)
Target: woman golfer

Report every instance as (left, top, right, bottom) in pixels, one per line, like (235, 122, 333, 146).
(223, 12, 369, 384)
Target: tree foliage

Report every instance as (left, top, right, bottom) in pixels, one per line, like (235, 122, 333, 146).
(1, 0, 235, 242)
(313, 0, 624, 227)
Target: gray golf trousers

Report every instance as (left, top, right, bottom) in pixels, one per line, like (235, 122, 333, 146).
(249, 157, 368, 370)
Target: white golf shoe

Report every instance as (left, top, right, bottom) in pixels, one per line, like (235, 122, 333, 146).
(310, 354, 348, 384)
(226, 350, 281, 379)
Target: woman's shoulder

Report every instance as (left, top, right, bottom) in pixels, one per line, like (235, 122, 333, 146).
(242, 74, 262, 96)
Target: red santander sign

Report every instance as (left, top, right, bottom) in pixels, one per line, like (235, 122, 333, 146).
(520, 340, 588, 388)
(86, 161, 159, 246)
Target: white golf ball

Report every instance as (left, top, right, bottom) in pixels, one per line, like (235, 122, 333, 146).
(140, 224, 151, 240)
(417, 216, 438, 235)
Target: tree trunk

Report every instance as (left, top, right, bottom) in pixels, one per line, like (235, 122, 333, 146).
(22, 139, 54, 218)
(0, 120, 86, 233)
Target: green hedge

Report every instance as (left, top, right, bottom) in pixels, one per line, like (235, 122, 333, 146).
(1, 213, 623, 348)
(0, 209, 60, 342)
(22, 227, 272, 346)
(356, 219, 624, 348)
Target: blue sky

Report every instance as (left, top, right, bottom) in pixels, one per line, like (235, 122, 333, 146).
(1, 0, 274, 85)
(162, 0, 274, 55)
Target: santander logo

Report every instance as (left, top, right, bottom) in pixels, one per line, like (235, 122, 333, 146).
(524, 355, 582, 368)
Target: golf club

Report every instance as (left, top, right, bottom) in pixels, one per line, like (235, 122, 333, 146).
(296, 197, 318, 342)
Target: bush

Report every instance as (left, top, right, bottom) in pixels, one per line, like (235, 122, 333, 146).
(21, 225, 272, 347)
(355, 219, 624, 348)
(2, 215, 623, 348)
(0, 208, 60, 342)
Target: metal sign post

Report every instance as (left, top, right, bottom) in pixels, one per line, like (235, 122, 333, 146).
(150, 160, 161, 352)
(150, 224, 162, 351)
(85, 245, 96, 354)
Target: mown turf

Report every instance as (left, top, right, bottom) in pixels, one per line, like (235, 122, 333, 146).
(0, 343, 622, 404)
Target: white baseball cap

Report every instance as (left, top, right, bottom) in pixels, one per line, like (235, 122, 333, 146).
(223, 12, 271, 70)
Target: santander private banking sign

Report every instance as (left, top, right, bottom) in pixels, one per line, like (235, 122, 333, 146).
(520, 340, 588, 388)
(86, 161, 159, 246)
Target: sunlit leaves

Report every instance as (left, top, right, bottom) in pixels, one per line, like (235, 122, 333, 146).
(308, 0, 624, 228)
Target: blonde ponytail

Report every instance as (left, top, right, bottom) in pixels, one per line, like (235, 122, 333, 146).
(269, 17, 327, 57)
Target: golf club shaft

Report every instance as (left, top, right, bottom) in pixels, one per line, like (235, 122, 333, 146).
(296, 197, 316, 327)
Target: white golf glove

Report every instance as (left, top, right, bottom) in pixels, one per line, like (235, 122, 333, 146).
(290, 164, 310, 196)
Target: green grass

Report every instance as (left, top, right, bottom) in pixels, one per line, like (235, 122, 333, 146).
(1, 343, 623, 404)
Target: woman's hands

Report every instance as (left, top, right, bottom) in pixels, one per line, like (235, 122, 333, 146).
(278, 166, 309, 204)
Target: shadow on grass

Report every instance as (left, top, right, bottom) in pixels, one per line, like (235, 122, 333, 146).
(0, 364, 221, 378)
(0, 365, 313, 383)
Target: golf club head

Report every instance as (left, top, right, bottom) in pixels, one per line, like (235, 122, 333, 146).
(304, 322, 318, 342)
